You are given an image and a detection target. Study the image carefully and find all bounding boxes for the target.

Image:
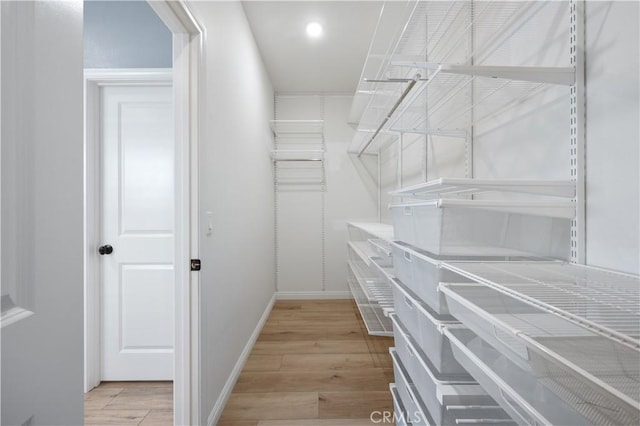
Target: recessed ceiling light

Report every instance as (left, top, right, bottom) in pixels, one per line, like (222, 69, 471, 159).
(306, 22, 323, 38)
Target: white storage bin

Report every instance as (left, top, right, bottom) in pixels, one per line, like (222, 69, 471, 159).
(390, 292, 471, 380)
(391, 349, 432, 426)
(391, 242, 476, 315)
(445, 327, 590, 426)
(392, 320, 513, 425)
(390, 200, 571, 259)
(391, 347, 514, 426)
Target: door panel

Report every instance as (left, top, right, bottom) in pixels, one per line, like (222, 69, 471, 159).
(1, 1, 84, 424)
(101, 85, 174, 381)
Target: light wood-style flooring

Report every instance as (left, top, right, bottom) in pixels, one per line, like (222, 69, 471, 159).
(84, 381, 172, 426)
(219, 299, 395, 426)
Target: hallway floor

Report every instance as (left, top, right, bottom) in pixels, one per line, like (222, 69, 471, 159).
(218, 299, 395, 426)
(84, 381, 172, 425)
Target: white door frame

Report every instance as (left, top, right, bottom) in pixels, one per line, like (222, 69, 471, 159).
(84, 2, 203, 425)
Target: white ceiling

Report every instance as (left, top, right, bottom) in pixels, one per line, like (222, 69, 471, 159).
(242, 1, 384, 94)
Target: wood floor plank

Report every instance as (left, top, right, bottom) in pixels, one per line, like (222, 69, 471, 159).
(218, 421, 259, 426)
(251, 340, 370, 355)
(318, 391, 393, 419)
(220, 300, 395, 424)
(243, 354, 283, 371)
(84, 409, 150, 425)
(138, 409, 172, 426)
(258, 419, 380, 426)
(233, 369, 390, 393)
(280, 354, 375, 370)
(84, 387, 124, 410)
(220, 392, 318, 420)
(104, 389, 172, 411)
(258, 327, 363, 341)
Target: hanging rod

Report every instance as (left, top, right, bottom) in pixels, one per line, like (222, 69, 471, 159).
(357, 74, 421, 158)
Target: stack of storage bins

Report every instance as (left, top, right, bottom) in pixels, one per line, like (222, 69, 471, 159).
(387, 185, 579, 425)
(386, 184, 640, 425)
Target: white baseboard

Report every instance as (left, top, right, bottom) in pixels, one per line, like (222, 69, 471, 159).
(276, 291, 352, 300)
(207, 293, 276, 426)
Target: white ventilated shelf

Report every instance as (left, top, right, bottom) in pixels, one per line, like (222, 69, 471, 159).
(391, 178, 576, 199)
(441, 261, 640, 345)
(438, 262, 640, 426)
(347, 222, 394, 241)
(348, 279, 393, 337)
(388, 71, 567, 136)
(269, 119, 324, 137)
(368, 238, 392, 257)
(389, 62, 575, 86)
(271, 150, 324, 162)
(348, 241, 378, 267)
(349, 0, 572, 155)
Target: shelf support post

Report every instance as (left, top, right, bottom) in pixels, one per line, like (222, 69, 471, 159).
(570, 0, 586, 264)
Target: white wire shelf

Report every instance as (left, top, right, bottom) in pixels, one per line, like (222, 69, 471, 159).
(271, 150, 324, 162)
(347, 222, 394, 242)
(390, 178, 576, 199)
(388, 70, 567, 136)
(389, 61, 575, 86)
(269, 119, 324, 137)
(348, 129, 398, 156)
(347, 260, 385, 303)
(440, 281, 640, 426)
(368, 238, 393, 257)
(348, 241, 378, 268)
(348, 0, 572, 155)
(441, 261, 640, 347)
(348, 279, 393, 337)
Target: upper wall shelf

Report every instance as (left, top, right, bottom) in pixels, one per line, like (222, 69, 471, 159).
(390, 178, 576, 199)
(389, 61, 575, 86)
(348, 0, 575, 155)
(269, 119, 324, 137)
(271, 150, 324, 162)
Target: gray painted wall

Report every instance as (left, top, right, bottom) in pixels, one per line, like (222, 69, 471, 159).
(84, 0, 171, 69)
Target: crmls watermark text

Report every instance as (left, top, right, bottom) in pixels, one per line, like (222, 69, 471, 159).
(370, 410, 424, 424)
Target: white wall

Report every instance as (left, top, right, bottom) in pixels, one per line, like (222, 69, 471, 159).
(84, 0, 172, 68)
(275, 95, 378, 294)
(187, 2, 276, 423)
(585, 1, 639, 274)
(1, 1, 84, 424)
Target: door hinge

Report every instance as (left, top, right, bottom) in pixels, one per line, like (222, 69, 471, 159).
(190, 259, 201, 271)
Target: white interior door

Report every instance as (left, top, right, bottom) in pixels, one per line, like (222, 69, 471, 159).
(1, 1, 85, 424)
(100, 84, 175, 381)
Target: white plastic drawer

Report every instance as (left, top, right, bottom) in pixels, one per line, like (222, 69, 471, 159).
(391, 242, 468, 315)
(390, 201, 570, 259)
(440, 283, 593, 371)
(390, 384, 411, 426)
(445, 327, 590, 426)
(392, 322, 514, 425)
(389, 287, 469, 377)
(391, 350, 432, 426)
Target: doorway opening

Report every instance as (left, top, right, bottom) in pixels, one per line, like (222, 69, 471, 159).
(83, 1, 203, 424)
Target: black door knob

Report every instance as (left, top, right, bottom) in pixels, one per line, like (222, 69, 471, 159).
(98, 244, 113, 255)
